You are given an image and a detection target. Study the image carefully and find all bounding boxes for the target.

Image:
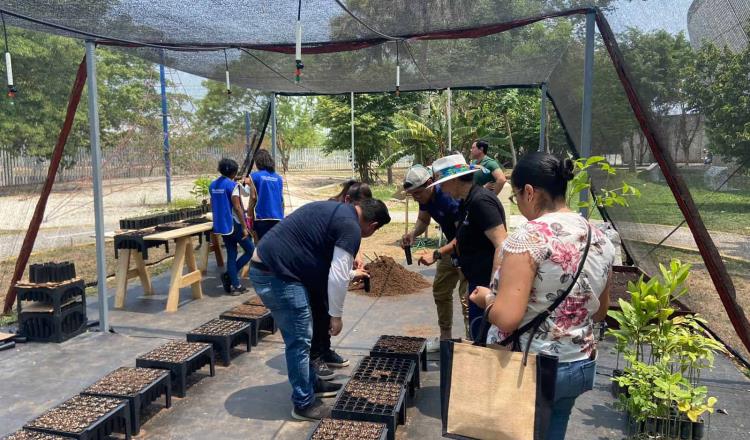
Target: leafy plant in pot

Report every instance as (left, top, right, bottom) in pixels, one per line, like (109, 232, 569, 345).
(607, 259, 724, 439)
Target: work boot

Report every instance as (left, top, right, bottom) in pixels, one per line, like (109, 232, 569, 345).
(426, 336, 440, 353)
(228, 285, 247, 296)
(221, 272, 231, 293)
(291, 399, 331, 421)
(314, 378, 342, 398)
(312, 357, 335, 380)
(321, 349, 349, 368)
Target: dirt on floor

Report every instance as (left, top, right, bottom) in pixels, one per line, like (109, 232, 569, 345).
(353, 256, 431, 297)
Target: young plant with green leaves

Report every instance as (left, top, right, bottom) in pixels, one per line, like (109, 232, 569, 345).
(567, 156, 641, 218)
(190, 176, 212, 201)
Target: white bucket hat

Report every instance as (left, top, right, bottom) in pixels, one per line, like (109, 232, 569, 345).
(428, 154, 479, 188)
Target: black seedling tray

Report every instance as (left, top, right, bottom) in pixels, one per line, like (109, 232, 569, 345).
(186, 319, 253, 366)
(306, 418, 388, 440)
(113, 229, 169, 260)
(1, 429, 74, 439)
(220, 306, 277, 346)
(370, 336, 427, 387)
(331, 385, 406, 440)
(16, 279, 86, 315)
(135, 343, 215, 398)
(352, 356, 418, 399)
(119, 206, 208, 231)
(29, 262, 76, 284)
(24, 396, 131, 440)
(81, 368, 171, 436)
(19, 301, 87, 343)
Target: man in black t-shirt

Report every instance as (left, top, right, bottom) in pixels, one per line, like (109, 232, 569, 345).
(248, 199, 390, 421)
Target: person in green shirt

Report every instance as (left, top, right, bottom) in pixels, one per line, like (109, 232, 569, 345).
(470, 139, 507, 195)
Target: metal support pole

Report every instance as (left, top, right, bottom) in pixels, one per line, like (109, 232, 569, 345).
(244, 111, 251, 155)
(446, 88, 452, 152)
(539, 83, 548, 152)
(579, 11, 595, 218)
(158, 51, 172, 203)
(350, 92, 355, 179)
(271, 93, 277, 163)
(85, 41, 108, 333)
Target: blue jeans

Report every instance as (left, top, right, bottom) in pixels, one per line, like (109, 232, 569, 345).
(467, 282, 485, 340)
(547, 358, 596, 440)
(222, 222, 254, 288)
(248, 265, 317, 409)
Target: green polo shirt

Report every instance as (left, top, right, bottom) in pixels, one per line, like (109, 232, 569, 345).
(472, 156, 502, 186)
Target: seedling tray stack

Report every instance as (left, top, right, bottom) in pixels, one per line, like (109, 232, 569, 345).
(135, 341, 215, 398)
(2, 430, 74, 439)
(118, 205, 209, 231)
(370, 335, 427, 387)
(352, 356, 417, 399)
(331, 380, 406, 440)
(113, 228, 169, 260)
(186, 318, 252, 366)
(23, 395, 131, 440)
(307, 418, 387, 440)
(220, 304, 277, 346)
(81, 367, 171, 435)
(16, 278, 87, 343)
(29, 262, 76, 284)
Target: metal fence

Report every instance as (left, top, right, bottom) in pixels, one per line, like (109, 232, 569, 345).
(286, 147, 413, 171)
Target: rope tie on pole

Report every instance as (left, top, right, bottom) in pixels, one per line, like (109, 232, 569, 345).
(294, 0, 303, 83)
(224, 48, 231, 95)
(1, 11, 16, 99)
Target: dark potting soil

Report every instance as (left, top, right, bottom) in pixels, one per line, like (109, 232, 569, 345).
(137, 341, 212, 363)
(343, 380, 402, 406)
(222, 304, 269, 319)
(610, 270, 642, 305)
(358, 256, 430, 297)
(243, 295, 265, 307)
(310, 418, 386, 440)
(372, 335, 426, 354)
(25, 395, 123, 434)
(83, 367, 166, 397)
(2, 430, 72, 440)
(189, 318, 250, 337)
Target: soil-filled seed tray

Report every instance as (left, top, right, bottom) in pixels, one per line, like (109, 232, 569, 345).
(81, 367, 171, 436)
(331, 380, 407, 440)
(352, 356, 418, 398)
(220, 304, 277, 346)
(307, 418, 387, 440)
(370, 335, 427, 386)
(2, 430, 73, 439)
(23, 395, 131, 440)
(186, 319, 252, 366)
(135, 341, 215, 398)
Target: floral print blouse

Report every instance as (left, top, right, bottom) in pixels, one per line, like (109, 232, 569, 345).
(487, 211, 615, 363)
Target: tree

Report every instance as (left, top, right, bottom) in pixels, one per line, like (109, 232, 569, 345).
(275, 96, 324, 173)
(194, 81, 270, 145)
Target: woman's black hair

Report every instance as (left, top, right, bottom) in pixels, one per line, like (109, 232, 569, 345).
(218, 158, 239, 177)
(330, 180, 372, 202)
(254, 149, 276, 173)
(511, 152, 574, 199)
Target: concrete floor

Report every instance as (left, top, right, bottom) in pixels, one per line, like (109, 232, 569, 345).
(2, 259, 749, 439)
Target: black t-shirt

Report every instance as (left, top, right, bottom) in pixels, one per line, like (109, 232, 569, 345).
(257, 201, 361, 293)
(456, 185, 506, 286)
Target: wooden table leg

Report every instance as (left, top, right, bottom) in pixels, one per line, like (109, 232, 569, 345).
(133, 251, 153, 295)
(198, 238, 210, 274)
(115, 249, 132, 309)
(165, 239, 187, 313)
(185, 237, 203, 300)
(211, 233, 225, 268)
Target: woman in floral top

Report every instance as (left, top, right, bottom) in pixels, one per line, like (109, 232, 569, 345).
(470, 152, 615, 440)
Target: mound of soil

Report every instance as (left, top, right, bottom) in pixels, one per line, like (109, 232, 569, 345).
(355, 256, 431, 296)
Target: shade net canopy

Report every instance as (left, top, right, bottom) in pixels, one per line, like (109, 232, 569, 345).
(1, 0, 750, 358)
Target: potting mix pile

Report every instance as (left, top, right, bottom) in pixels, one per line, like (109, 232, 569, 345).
(137, 341, 211, 363)
(83, 367, 166, 397)
(610, 270, 642, 304)
(189, 319, 249, 336)
(310, 418, 386, 440)
(343, 380, 402, 406)
(360, 256, 430, 296)
(25, 395, 123, 433)
(3, 431, 72, 440)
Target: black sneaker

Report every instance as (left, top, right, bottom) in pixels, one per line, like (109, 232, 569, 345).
(291, 399, 331, 421)
(228, 285, 247, 296)
(221, 272, 231, 293)
(321, 349, 349, 368)
(312, 357, 335, 381)
(314, 378, 342, 398)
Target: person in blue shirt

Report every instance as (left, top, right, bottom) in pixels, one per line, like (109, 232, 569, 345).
(209, 158, 255, 295)
(248, 198, 391, 421)
(400, 165, 470, 344)
(251, 149, 284, 240)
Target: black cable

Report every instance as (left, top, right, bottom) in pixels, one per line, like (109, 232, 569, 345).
(223, 48, 229, 70)
(332, 0, 399, 41)
(297, 0, 302, 21)
(1, 11, 8, 53)
(237, 47, 314, 93)
(403, 40, 432, 90)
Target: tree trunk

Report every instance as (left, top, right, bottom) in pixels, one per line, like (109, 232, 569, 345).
(503, 113, 517, 167)
(386, 145, 393, 184)
(628, 135, 636, 173)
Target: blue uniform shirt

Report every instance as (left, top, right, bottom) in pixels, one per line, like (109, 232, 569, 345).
(251, 170, 284, 220)
(209, 176, 237, 235)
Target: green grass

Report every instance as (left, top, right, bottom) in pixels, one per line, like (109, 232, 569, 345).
(370, 184, 399, 201)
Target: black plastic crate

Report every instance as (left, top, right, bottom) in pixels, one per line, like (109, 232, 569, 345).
(369, 335, 427, 387)
(16, 279, 86, 315)
(19, 302, 87, 343)
(220, 304, 277, 346)
(306, 418, 387, 440)
(352, 356, 418, 398)
(1, 429, 74, 439)
(331, 381, 406, 440)
(29, 262, 76, 284)
(23, 395, 131, 440)
(135, 341, 215, 398)
(186, 319, 252, 366)
(81, 367, 171, 436)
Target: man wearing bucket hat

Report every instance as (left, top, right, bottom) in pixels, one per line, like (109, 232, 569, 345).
(429, 154, 507, 339)
(401, 165, 470, 344)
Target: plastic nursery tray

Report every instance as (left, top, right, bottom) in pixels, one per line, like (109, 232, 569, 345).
(23, 395, 131, 440)
(331, 380, 407, 440)
(18, 301, 87, 343)
(135, 341, 215, 398)
(306, 418, 387, 440)
(15, 279, 86, 314)
(220, 304, 277, 346)
(113, 229, 169, 260)
(352, 356, 418, 399)
(369, 335, 427, 387)
(29, 262, 76, 284)
(81, 367, 171, 436)
(1, 429, 74, 439)
(186, 318, 253, 366)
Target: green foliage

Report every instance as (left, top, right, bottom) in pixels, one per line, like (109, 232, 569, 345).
(567, 156, 640, 217)
(275, 96, 325, 173)
(190, 176, 212, 200)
